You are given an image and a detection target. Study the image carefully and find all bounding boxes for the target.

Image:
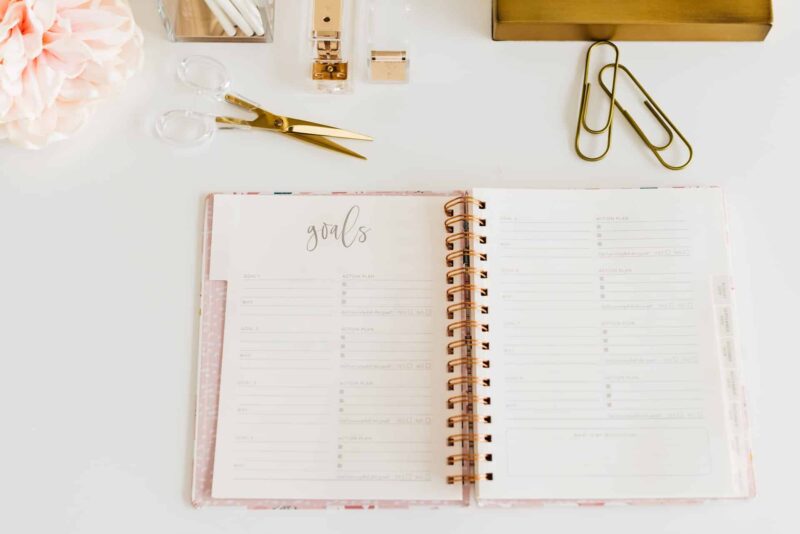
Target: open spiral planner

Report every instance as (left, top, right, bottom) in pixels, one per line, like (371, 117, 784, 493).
(192, 188, 754, 509)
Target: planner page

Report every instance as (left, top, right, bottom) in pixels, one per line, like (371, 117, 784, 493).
(471, 187, 745, 501)
(209, 194, 461, 502)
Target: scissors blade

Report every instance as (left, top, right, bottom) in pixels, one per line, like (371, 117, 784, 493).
(216, 116, 253, 129)
(285, 117, 373, 141)
(288, 133, 367, 160)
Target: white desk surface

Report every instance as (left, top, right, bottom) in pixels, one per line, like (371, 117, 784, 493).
(1, 1, 798, 532)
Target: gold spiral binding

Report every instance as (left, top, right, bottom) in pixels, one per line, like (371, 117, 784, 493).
(445, 232, 486, 250)
(447, 453, 493, 466)
(446, 357, 490, 372)
(447, 267, 488, 284)
(444, 214, 486, 232)
(444, 195, 486, 216)
(446, 285, 488, 301)
(447, 473, 493, 484)
(446, 394, 490, 409)
(447, 320, 489, 336)
(444, 194, 492, 486)
(447, 376, 490, 390)
(447, 339, 490, 355)
(445, 250, 487, 267)
(446, 302, 489, 319)
(447, 413, 492, 427)
(448, 434, 492, 445)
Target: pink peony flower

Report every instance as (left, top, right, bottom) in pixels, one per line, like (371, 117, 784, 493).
(0, 0, 143, 148)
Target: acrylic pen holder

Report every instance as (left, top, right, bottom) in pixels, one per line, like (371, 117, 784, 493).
(158, 0, 274, 42)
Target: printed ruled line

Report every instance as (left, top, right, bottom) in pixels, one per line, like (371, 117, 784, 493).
(506, 398, 702, 403)
(341, 340, 431, 344)
(242, 278, 335, 282)
(342, 288, 433, 292)
(599, 246, 691, 250)
(343, 394, 432, 398)
(505, 352, 696, 357)
(504, 335, 693, 341)
(239, 358, 331, 362)
(233, 440, 327, 444)
(501, 247, 592, 250)
(341, 306, 432, 309)
(342, 358, 432, 362)
(243, 296, 337, 299)
(500, 237, 593, 245)
(338, 412, 432, 416)
(601, 229, 691, 233)
(244, 287, 336, 291)
(502, 290, 595, 294)
(500, 256, 594, 259)
(499, 220, 594, 224)
(500, 231, 593, 235)
(507, 392, 701, 399)
(238, 331, 334, 334)
(601, 281, 692, 285)
(237, 411, 330, 418)
(597, 220, 687, 224)
(339, 450, 433, 454)
(601, 238, 691, 241)
(503, 272, 598, 277)
(506, 418, 703, 421)
(242, 304, 337, 308)
(232, 478, 429, 482)
(233, 449, 329, 453)
(241, 367, 333, 371)
(600, 272, 692, 276)
(340, 297, 433, 300)
(239, 458, 329, 463)
(508, 380, 701, 384)
(341, 279, 432, 283)
(344, 350, 430, 354)
(240, 350, 335, 355)
(241, 313, 336, 317)
(238, 403, 329, 407)
(604, 290, 692, 294)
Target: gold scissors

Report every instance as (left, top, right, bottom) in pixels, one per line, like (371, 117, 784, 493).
(215, 93, 372, 159)
(156, 56, 372, 160)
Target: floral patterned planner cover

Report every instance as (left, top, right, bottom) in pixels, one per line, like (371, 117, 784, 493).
(192, 189, 755, 509)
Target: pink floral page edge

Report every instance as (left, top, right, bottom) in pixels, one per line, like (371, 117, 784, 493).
(191, 191, 470, 510)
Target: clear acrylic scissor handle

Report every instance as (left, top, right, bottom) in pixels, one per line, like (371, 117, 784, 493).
(177, 55, 232, 100)
(155, 56, 234, 146)
(156, 110, 217, 146)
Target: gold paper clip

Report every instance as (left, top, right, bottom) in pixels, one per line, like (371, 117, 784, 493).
(575, 40, 620, 162)
(598, 64, 693, 171)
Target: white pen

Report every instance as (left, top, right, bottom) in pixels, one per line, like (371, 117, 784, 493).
(203, 0, 236, 36)
(213, 0, 255, 37)
(231, 0, 265, 36)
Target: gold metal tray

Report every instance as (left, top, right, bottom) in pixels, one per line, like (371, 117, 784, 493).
(492, 0, 773, 41)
